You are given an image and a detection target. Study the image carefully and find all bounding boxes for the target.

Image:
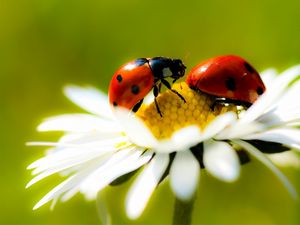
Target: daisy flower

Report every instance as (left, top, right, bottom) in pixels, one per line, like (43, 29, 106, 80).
(27, 65, 300, 220)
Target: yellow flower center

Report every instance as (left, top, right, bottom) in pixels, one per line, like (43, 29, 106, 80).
(136, 82, 238, 139)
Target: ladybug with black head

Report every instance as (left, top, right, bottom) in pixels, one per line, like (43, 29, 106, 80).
(109, 57, 186, 116)
(186, 55, 266, 108)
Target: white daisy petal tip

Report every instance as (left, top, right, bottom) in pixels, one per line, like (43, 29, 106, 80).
(170, 151, 200, 201)
(237, 65, 300, 124)
(36, 114, 120, 133)
(33, 200, 44, 210)
(260, 68, 278, 86)
(204, 141, 240, 182)
(234, 140, 298, 199)
(284, 64, 300, 77)
(26, 161, 36, 170)
(63, 85, 98, 100)
(63, 85, 113, 118)
(26, 181, 34, 189)
(268, 152, 300, 169)
(125, 154, 169, 220)
(50, 198, 58, 211)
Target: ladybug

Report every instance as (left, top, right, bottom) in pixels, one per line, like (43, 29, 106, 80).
(109, 57, 186, 116)
(186, 55, 266, 107)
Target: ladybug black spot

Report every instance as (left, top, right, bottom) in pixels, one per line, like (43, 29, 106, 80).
(257, 86, 264, 95)
(225, 77, 236, 91)
(131, 85, 140, 95)
(244, 62, 255, 74)
(113, 101, 118, 107)
(116, 74, 122, 82)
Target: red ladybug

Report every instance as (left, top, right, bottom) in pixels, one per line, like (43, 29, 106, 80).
(186, 55, 266, 107)
(109, 57, 186, 116)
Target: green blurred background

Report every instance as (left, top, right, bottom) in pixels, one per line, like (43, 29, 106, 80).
(1, 0, 300, 224)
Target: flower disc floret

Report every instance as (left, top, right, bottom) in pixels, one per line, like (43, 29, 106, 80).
(136, 82, 237, 139)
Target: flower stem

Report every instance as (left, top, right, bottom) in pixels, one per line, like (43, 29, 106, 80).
(172, 197, 195, 225)
(96, 191, 111, 225)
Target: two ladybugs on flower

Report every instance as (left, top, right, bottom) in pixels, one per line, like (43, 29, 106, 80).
(109, 55, 266, 115)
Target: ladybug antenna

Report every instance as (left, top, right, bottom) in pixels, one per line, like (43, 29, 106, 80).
(183, 51, 191, 63)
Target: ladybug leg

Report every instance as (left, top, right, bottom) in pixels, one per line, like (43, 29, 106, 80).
(153, 85, 163, 117)
(211, 98, 234, 110)
(158, 82, 162, 92)
(154, 98, 163, 117)
(210, 98, 222, 111)
(211, 98, 251, 110)
(132, 98, 144, 113)
(161, 79, 186, 103)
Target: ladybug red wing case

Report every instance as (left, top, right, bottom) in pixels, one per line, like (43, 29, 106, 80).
(109, 59, 154, 109)
(186, 55, 266, 104)
(108, 57, 186, 115)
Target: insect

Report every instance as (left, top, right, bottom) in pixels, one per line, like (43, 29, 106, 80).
(109, 57, 186, 116)
(186, 55, 266, 108)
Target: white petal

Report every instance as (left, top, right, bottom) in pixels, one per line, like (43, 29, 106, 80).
(59, 131, 120, 144)
(71, 147, 133, 198)
(28, 139, 120, 168)
(260, 68, 277, 87)
(151, 139, 178, 154)
(38, 114, 121, 133)
(44, 132, 123, 155)
(239, 65, 300, 124)
(27, 136, 127, 152)
(64, 85, 113, 118)
(150, 126, 204, 154)
(202, 112, 237, 139)
(153, 126, 201, 154)
(58, 133, 87, 143)
(61, 187, 79, 202)
(27, 150, 114, 188)
(170, 150, 200, 200)
(217, 121, 264, 140)
(270, 80, 300, 123)
(96, 191, 112, 225)
(143, 91, 155, 105)
(255, 79, 300, 128)
(27, 156, 104, 188)
(285, 120, 300, 127)
(154, 113, 236, 154)
(274, 79, 300, 110)
(268, 151, 300, 169)
(50, 197, 58, 210)
(26, 141, 75, 147)
(126, 154, 169, 219)
(243, 128, 300, 150)
(113, 108, 158, 147)
(33, 159, 101, 210)
(33, 176, 77, 210)
(203, 140, 240, 182)
(28, 144, 120, 173)
(80, 149, 152, 200)
(233, 140, 298, 199)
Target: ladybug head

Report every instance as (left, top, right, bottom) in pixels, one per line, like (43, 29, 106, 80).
(170, 59, 186, 79)
(149, 57, 186, 81)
